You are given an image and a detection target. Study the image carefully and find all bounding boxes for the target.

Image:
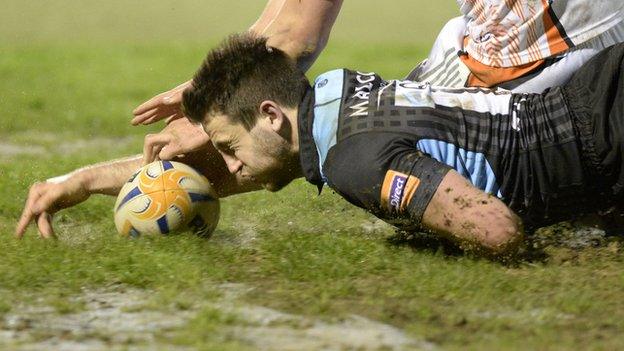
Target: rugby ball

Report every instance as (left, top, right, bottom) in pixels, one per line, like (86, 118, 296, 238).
(114, 160, 220, 238)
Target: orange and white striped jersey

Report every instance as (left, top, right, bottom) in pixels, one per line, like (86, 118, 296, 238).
(459, 0, 624, 67)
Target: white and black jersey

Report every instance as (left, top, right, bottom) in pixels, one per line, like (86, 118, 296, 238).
(298, 43, 624, 229)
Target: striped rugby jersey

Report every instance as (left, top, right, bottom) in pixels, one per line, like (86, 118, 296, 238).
(298, 69, 585, 226)
(460, 0, 624, 67)
(408, 11, 624, 91)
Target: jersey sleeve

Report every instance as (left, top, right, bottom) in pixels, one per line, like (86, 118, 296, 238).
(322, 132, 451, 228)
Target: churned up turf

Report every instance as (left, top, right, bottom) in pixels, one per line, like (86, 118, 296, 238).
(1, 1, 623, 350)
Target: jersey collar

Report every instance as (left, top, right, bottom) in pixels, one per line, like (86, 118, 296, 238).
(297, 85, 324, 192)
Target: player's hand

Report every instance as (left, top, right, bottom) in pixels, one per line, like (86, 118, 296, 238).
(131, 80, 192, 125)
(142, 117, 211, 165)
(15, 176, 91, 239)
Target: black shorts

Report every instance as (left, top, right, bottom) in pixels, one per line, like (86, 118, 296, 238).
(562, 43, 624, 210)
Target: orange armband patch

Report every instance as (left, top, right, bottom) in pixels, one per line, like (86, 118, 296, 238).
(380, 170, 421, 213)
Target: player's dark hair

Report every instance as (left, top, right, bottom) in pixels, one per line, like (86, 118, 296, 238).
(182, 33, 309, 130)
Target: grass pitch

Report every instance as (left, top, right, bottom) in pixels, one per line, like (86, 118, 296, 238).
(1, 1, 623, 350)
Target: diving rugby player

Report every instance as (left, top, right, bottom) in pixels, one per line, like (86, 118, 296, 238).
(17, 35, 624, 257)
(182, 35, 624, 255)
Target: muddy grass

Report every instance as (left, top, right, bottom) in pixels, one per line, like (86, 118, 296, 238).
(3, 130, 623, 350)
(0, 283, 433, 351)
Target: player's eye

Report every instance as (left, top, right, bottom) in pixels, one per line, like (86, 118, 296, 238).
(214, 140, 235, 155)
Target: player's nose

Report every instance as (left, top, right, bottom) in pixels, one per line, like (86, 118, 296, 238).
(222, 154, 243, 174)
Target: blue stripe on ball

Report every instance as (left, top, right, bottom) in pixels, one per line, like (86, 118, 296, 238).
(188, 193, 214, 202)
(116, 186, 143, 212)
(129, 227, 141, 238)
(157, 214, 170, 234)
(189, 214, 211, 237)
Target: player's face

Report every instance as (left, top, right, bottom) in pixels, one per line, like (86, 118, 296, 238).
(204, 114, 298, 192)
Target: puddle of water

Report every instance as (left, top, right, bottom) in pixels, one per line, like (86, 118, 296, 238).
(471, 308, 575, 325)
(228, 312, 432, 351)
(56, 137, 137, 155)
(0, 143, 46, 157)
(0, 133, 140, 159)
(214, 284, 433, 350)
(0, 287, 192, 351)
(1, 283, 434, 351)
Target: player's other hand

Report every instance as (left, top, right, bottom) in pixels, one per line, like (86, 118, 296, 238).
(15, 176, 90, 239)
(131, 80, 192, 125)
(142, 117, 211, 165)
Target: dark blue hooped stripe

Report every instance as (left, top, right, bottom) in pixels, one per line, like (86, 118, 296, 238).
(189, 214, 205, 228)
(157, 215, 170, 234)
(129, 227, 141, 238)
(188, 192, 215, 202)
(162, 160, 174, 171)
(127, 170, 140, 183)
(189, 214, 211, 237)
(116, 187, 143, 212)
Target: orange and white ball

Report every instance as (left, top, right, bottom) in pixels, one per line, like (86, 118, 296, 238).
(114, 161, 220, 237)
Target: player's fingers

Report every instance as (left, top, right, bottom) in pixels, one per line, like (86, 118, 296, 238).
(158, 143, 183, 160)
(133, 80, 190, 116)
(140, 113, 169, 126)
(150, 142, 165, 162)
(165, 82, 192, 104)
(137, 107, 180, 125)
(143, 133, 171, 165)
(144, 103, 182, 124)
(143, 136, 157, 166)
(161, 95, 178, 105)
(15, 209, 35, 238)
(164, 113, 184, 125)
(36, 212, 56, 239)
(132, 92, 167, 115)
(143, 133, 158, 163)
(131, 108, 159, 125)
(132, 92, 179, 117)
(15, 183, 45, 238)
(32, 189, 62, 215)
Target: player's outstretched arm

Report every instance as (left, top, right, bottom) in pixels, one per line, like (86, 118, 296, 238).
(421, 170, 524, 257)
(15, 145, 262, 238)
(15, 156, 143, 239)
(131, 0, 343, 126)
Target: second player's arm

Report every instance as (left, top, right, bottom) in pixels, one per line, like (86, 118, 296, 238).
(249, 0, 343, 71)
(132, 0, 343, 125)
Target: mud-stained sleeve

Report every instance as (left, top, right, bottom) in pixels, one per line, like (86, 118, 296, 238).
(322, 133, 451, 227)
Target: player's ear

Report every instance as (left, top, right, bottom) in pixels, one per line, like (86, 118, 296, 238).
(259, 100, 286, 134)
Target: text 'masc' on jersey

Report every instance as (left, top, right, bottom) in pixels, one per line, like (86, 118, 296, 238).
(312, 70, 453, 228)
(298, 68, 586, 229)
